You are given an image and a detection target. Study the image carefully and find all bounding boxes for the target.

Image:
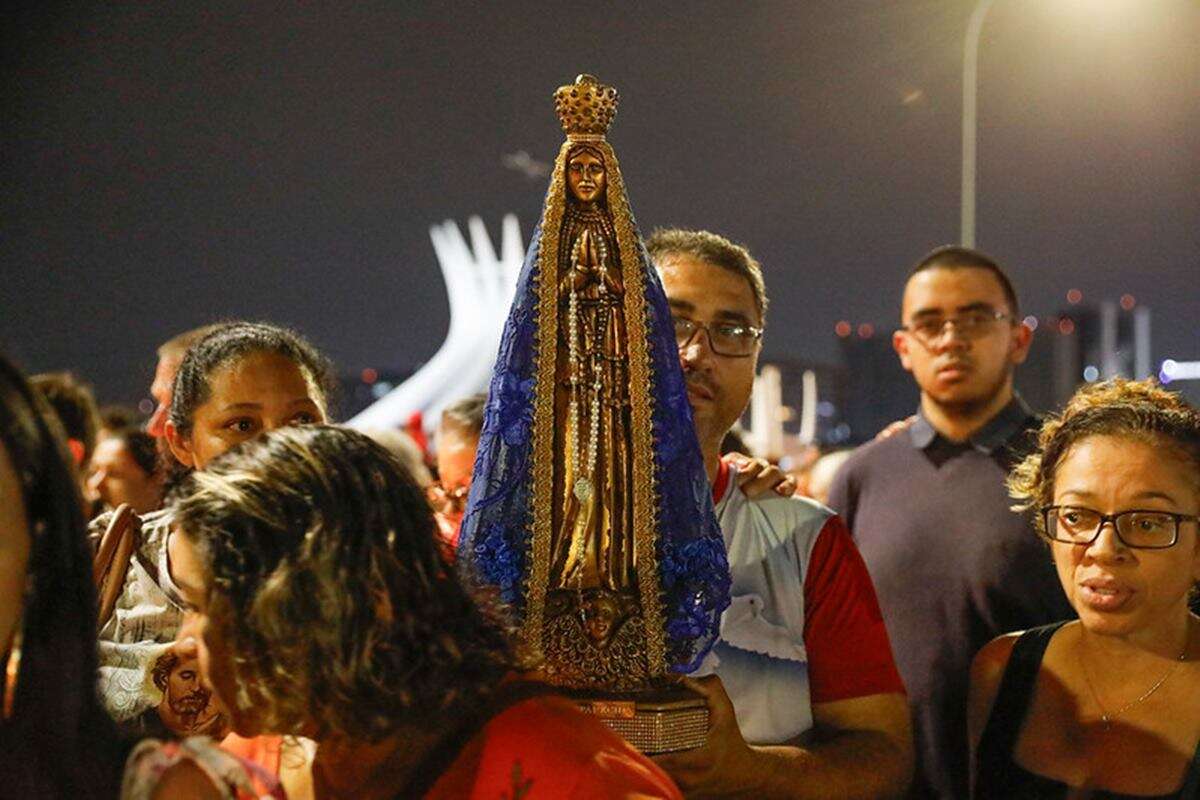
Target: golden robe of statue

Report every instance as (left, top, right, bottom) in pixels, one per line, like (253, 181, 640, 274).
(544, 142, 643, 672)
(550, 143, 636, 596)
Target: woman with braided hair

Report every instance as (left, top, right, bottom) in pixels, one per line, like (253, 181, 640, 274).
(94, 320, 334, 738)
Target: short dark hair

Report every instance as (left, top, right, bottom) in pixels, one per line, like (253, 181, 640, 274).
(646, 228, 768, 325)
(168, 321, 336, 437)
(170, 425, 513, 741)
(440, 392, 487, 439)
(30, 372, 101, 466)
(909, 245, 1020, 317)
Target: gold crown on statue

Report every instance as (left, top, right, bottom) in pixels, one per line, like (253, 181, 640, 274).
(554, 74, 618, 138)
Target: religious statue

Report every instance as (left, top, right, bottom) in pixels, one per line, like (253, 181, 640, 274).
(460, 75, 729, 752)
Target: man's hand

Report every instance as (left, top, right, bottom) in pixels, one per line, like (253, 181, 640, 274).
(653, 676, 763, 798)
(726, 453, 796, 499)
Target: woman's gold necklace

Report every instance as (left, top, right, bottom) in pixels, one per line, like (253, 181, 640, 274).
(1079, 639, 1188, 727)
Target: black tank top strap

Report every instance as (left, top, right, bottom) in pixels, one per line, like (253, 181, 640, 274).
(1178, 737, 1200, 799)
(975, 621, 1068, 795)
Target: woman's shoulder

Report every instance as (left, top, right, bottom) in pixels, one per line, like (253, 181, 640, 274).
(972, 631, 1023, 678)
(972, 622, 1073, 684)
(968, 623, 1074, 748)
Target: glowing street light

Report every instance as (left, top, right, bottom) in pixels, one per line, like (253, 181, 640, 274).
(961, 0, 996, 247)
(961, 0, 1145, 247)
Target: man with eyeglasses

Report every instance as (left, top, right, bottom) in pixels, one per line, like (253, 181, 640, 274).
(646, 228, 912, 799)
(828, 245, 1073, 799)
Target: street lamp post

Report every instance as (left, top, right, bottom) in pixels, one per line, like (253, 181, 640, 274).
(962, 0, 996, 248)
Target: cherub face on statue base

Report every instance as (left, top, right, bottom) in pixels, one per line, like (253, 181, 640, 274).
(542, 589, 649, 691)
(579, 588, 624, 648)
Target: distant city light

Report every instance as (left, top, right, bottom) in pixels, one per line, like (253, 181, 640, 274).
(1120, 293, 1136, 311)
(817, 400, 836, 418)
(1083, 365, 1099, 382)
(1022, 315, 1039, 331)
(1161, 360, 1200, 383)
(1058, 318, 1076, 335)
(835, 320, 852, 338)
(857, 323, 875, 339)
(138, 398, 155, 415)
(371, 381, 393, 399)
(1066, 289, 1083, 304)
(361, 367, 378, 384)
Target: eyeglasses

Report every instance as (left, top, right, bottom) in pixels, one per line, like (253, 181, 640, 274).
(673, 316, 762, 358)
(902, 310, 1011, 345)
(427, 484, 470, 514)
(1040, 505, 1199, 550)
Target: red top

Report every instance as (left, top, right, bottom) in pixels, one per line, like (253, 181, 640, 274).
(219, 699, 680, 800)
(426, 695, 681, 799)
(711, 456, 732, 505)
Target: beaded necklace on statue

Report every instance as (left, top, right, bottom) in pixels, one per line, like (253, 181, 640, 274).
(568, 225, 609, 506)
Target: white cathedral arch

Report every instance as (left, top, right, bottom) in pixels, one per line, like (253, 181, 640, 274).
(347, 214, 524, 434)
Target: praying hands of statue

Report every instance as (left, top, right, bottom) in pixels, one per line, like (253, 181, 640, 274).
(568, 228, 608, 290)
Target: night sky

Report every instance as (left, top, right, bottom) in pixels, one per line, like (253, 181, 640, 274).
(3, 1, 1197, 410)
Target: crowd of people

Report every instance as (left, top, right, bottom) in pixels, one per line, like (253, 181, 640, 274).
(1, 230, 1198, 799)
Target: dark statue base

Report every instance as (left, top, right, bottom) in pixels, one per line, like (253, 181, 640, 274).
(567, 683, 709, 755)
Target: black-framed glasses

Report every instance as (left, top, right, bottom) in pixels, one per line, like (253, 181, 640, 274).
(1040, 505, 1199, 550)
(902, 309, 1011, 346)
(673, 316, 762, 358)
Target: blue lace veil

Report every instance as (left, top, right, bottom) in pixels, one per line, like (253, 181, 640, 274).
(459, 140, 730, 676)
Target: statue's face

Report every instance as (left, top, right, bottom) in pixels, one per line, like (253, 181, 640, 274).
(567, 150, 606, 204)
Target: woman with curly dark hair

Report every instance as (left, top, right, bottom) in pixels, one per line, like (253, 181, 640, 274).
(0, 351, 129, 798)
(138, 424, 679, 799)
(969, 379, 1200, 798)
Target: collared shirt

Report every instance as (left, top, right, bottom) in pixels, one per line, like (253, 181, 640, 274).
(828, 394, 1073, 799)
(907, 393, 1034, 455)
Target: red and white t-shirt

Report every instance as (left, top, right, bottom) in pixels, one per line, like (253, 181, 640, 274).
(694, 461, 905, 744)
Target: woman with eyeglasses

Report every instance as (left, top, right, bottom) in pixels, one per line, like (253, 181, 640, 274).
(969, 378, 1200, 798)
